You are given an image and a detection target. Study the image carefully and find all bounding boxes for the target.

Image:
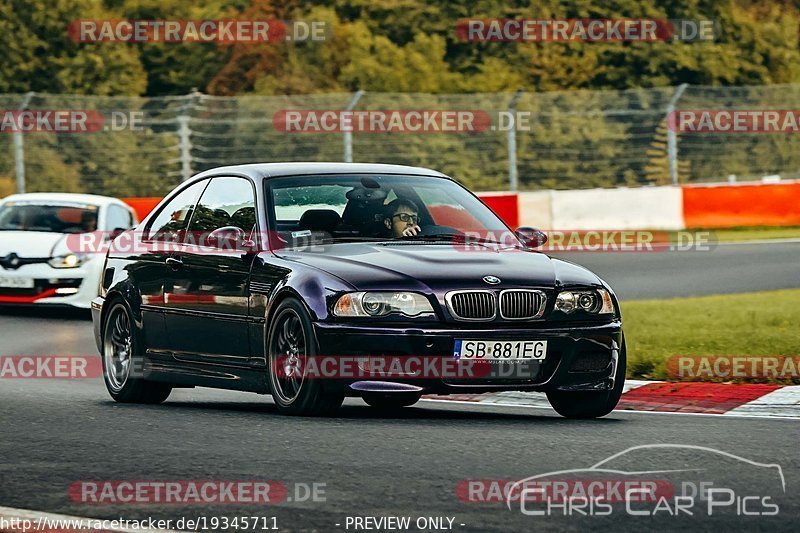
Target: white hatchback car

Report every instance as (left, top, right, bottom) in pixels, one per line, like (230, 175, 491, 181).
(0, 193, 137, 308)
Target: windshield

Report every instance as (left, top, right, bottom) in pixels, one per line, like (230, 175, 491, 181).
(267, 174, 515, 248)
(0, 202, 99, 233)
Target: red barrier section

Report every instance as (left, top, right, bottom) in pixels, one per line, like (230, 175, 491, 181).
(123, 197, 162, 222)
(477, 193, 519, 229)
(682, 182, 800, 228)
(428, 205, 484, 231)
(123, 193, 521, 229)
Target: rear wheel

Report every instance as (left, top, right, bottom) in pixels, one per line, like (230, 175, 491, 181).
(267, 298, 344, 416)
(546, 335, 626, 419)
(363, 392, 422, 410)
(102, 301, 171, 404)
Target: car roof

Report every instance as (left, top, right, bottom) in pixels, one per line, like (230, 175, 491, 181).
(0, 192, 130, 208)
(193, 162, 450, 180)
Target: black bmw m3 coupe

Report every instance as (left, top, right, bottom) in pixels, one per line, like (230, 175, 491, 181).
(92, 163, 625, 418)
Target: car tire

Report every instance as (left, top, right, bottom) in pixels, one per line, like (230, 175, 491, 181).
(546, 334, 626, 419)
(101, 301, 172, 404)
(267, 297, 344, 416)
(362, 392, 422, 410)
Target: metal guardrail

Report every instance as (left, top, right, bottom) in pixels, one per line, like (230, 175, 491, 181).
(3, 84, 800, 197)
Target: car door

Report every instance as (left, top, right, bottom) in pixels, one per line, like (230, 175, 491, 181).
(164, 176, 257, 365)
(138, 179, 210, 359)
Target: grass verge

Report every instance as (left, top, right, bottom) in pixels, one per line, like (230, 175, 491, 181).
(621, 289, 800, 383)
(687, 226, 800, 242)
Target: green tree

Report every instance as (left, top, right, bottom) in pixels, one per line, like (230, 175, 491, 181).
(0, 0, 146, 94)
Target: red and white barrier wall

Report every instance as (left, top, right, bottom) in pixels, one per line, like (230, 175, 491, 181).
(682, 182, 800, 228)
(508, 181, 800, 230)
(549, 186, 684, 230)
(123, 181, 800, 231)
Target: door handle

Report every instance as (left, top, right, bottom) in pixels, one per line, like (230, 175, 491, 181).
(165, 257, 183, 269)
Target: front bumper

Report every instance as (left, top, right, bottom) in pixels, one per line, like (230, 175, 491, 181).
(0, 260, 102, 308)
(313, 320, 623, 395)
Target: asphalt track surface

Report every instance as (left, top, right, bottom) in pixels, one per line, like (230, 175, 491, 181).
(552, 240, 800, 300)
(1, 242, 799, 532)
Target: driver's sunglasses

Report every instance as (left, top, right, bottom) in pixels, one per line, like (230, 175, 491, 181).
(392, 213, 420, 224)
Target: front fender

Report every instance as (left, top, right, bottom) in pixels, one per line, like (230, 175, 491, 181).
(250, 253, 355, 323)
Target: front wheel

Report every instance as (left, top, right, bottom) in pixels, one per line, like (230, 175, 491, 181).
(546, 335, 626, 419)
(101, 301, 171, 404)
(267, 298, 344, 416)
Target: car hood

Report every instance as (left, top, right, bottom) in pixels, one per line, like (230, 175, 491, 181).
(0, 231, 65, 258)
(275, 242, 602, 292)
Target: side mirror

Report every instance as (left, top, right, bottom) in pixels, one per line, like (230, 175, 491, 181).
(109, 227, 126, 240)
(515, 227, 548, 248)
(206, 226, 251, 251)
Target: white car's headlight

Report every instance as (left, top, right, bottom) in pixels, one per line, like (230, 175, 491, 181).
(48, 253, 90, 269)
(555, 288, 614, 315)
(334, 292, 435, 318)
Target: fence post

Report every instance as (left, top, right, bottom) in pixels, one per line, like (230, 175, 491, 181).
(177, 90, 200, 181)
(13, 92, 35, 194)
(507, 88, 524, 192)
(667, 83, 688, 186)
(343, 90, 365, 163)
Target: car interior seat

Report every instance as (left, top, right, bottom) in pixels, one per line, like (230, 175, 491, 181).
(298, 209, 342, 236)
(230, 207, 256, 232)
(341, 186, 389, 237)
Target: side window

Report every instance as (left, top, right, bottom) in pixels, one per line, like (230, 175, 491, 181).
(186, 177, 256, 247)
(106, 205, 134, 230)
(146, 180, 208, 242)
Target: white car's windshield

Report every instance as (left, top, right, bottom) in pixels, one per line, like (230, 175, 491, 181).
(0, 202, 99, 233)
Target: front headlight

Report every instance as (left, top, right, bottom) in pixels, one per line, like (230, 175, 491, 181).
(334, 292, 435, 318)
(555, 288, 614, 315)
(48, 253, 90, 269)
